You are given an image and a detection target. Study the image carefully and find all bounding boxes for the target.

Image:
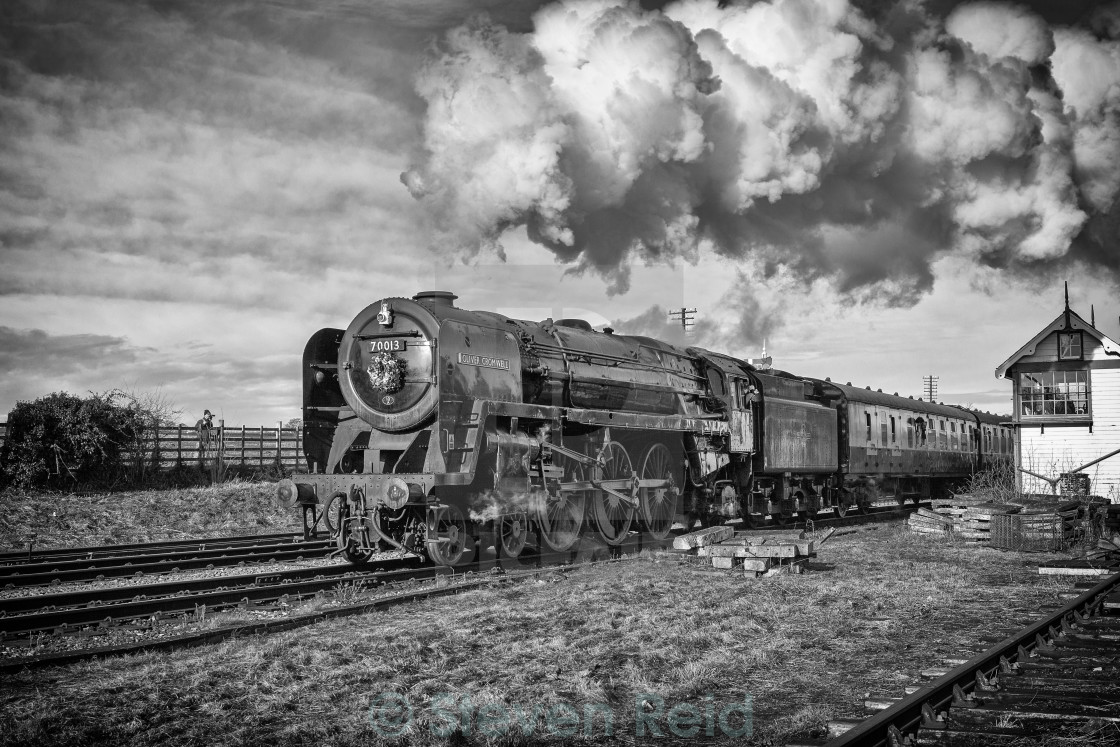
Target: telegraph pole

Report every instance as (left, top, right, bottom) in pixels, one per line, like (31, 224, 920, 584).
(668, 307, 696, 335)
(923, 375, 939, 402)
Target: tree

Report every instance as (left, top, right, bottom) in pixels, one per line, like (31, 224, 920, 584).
(284, 418, 303, 429)
(0, 389, 175, 489)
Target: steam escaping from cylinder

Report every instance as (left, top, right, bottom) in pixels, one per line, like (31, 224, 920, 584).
(467, 489, 546, 524)
(402, 0, 1120, 312)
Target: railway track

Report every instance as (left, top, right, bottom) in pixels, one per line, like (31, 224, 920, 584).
(823, 570, 1120, 746)
(2, 502, 914, 589)
(0, 531, 308, 565)
(743, 500, 927, 532)
(0, 546, 636, 673)
(0, 506, 917, 672)
(0, 557, 423, 639)
(0, 537, 333, 588)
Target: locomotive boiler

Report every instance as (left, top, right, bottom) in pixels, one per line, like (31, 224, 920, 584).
(276, 290, 1013, 566)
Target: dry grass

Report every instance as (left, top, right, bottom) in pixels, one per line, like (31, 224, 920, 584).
(0, 481, 301, 549)
(0, 524, 1080, 746)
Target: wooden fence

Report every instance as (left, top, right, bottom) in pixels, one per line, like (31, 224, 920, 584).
(0, 421, 305, 472)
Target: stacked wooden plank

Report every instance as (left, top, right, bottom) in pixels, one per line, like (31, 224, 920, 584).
(906, 494, 1021, 544)
(908, 493, 1091, 550)
(671, 528, 818, 576)
(955, 502, 1023, 542)
(906, 507, 953, 536)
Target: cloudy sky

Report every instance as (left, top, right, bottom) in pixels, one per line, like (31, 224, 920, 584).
(2, 0, 1119, 427)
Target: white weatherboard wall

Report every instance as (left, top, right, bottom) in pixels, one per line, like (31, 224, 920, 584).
(1019, 366, 1120, 500)
(999, 313, 1120, 501)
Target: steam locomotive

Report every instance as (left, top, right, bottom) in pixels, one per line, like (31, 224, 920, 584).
(275, 290, 1013, 566)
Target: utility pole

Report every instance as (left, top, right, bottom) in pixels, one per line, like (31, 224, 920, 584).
(923, 375, 939, 402)
(668, 307, 696, 335)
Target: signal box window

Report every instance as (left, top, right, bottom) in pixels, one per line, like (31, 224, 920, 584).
(1058, 332, 1082, 360)
(1019, 370, 1090, 418)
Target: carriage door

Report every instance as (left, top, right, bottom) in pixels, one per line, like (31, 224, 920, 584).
(729, 377, 754, 454)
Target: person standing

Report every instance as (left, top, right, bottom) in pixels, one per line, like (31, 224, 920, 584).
(195, 410, 215, 457)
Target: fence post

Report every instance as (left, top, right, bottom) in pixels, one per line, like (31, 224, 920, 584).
(198, 421, 206, 471)
(240, 425, 246, 467)
(276, 421, 283, 469)
(152, 425, 160, 476)
(176, 424, 183, 468)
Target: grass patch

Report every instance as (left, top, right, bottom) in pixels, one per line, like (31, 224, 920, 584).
(0, 481, 301, 549)
(0, 524, 1077, 746)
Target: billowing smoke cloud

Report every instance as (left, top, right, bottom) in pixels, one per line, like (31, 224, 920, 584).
(403, 0, 1120, 307)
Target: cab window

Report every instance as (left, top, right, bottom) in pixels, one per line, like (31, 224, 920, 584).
(706, 368, 726, 397)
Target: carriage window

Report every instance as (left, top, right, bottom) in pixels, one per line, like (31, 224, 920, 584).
(939, 420, 947, 449)
(890, 416, 897, 444)
(865, 412, 872, 442)
(907, 423, 914, 448)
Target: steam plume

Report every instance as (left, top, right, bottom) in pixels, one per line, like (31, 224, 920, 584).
(403, 0, 1120, 305)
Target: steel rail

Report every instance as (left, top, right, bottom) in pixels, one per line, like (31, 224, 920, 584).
(0, 557, 420, 617)
(1, 554, 637, 674)
(1, 539, 331, 577)
(825, 569, 1120, 747)
(0, 532, 307, 565)
(0, 564, 437, 637)
(0, 543, 332, 588)
(739, 500, 927, 532)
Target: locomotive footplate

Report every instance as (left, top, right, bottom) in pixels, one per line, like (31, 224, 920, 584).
(278, 473, 438, 509)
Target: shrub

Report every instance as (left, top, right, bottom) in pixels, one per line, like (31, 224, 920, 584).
(963, 459, 1019, 504)
(0, 390, 167, 489)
